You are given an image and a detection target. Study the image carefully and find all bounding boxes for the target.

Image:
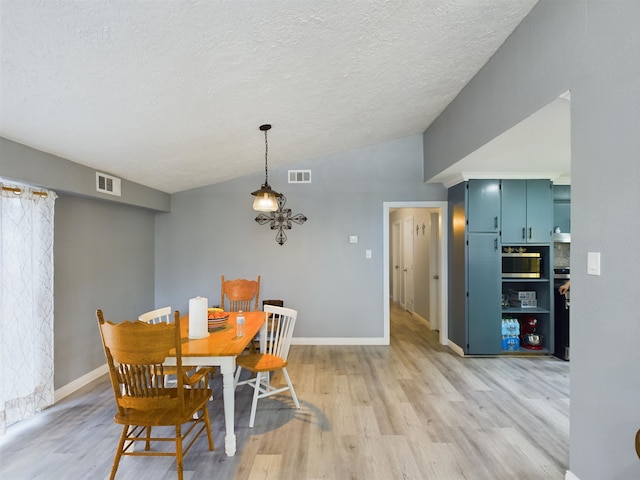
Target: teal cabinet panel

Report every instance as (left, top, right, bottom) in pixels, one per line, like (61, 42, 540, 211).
(447, 183, 467, 349)
(467, 179, 501, 232)
(501, 180, 552, 244)
(553, 203, 571, 233)
(525, 180, 553, 243)
(501, 180, 527, 243)
(467, 233, 501, 354)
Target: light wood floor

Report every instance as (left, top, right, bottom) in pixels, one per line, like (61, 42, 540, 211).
(0, 303, 569, 479)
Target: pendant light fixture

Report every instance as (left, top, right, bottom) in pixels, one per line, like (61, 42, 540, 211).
(251, 124, 282, 212)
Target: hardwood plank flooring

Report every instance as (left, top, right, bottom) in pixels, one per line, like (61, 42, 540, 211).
(0, 303, 569, 479)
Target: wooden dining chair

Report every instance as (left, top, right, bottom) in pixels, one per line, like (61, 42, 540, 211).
(249, 299, 284, 352)
(97, 309, 214, 480)
(138, 306, 172, 324)
(220, 275, 261, 312)
(234, 305, 300, 428)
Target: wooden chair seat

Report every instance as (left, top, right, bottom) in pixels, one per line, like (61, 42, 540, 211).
(235, 353, 287, 372)
(114, 388, 210, 427)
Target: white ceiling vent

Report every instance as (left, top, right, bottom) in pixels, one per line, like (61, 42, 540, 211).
(288, 170, 311, 183)
(96, 172, 121, 196)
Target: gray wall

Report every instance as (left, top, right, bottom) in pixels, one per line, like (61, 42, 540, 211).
(54, 194, 156, 388)
(0, 137, 170, 212)
(2, 139, 160, 390)
(154, 135, 446, 339)
(423, 1, 640, 478)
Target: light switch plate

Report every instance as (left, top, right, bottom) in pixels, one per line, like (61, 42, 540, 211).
(365, 249, 372, 259)
(349, 235, 358, 244)
(587, 252, 601, 275)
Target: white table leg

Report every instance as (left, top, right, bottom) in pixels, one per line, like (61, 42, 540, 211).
(219, 357, 237, 456)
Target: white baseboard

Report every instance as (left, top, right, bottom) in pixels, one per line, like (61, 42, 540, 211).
(292, 337, 388, 346)
(412, 311, 429, 328)
(565, 471, 580, 480)
(447, 340, 465, 357)
(54, 363, 108, 403)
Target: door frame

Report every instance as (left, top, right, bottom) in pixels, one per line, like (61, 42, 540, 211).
(402, 215, 415, 313)
(391, 220, 401, 303)
(383, 201, 448, 346)
(429, 210, 441, 332)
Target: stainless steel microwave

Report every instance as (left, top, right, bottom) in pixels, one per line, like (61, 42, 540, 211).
(502, 252, 542, 278)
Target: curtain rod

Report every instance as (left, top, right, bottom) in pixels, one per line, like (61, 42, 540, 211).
(2, 186, 49, 197)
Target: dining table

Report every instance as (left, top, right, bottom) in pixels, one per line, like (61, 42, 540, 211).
(164, 310, 266, 456)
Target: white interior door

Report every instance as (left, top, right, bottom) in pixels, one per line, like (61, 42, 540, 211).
(403, 216, 415, 313)
(392, 221, 401, 303)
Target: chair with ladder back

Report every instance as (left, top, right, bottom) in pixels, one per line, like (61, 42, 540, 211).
(234, 305, 300, 427)
(97, 309, 214, 480)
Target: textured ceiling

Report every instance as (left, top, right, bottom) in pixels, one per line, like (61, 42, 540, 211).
(1, 0, 539, 194)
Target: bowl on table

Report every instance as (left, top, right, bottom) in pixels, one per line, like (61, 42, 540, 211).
(207, 308, 229, 330)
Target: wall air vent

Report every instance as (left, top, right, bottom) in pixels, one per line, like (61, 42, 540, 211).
(288, 170, 311, 183)
(96, 172, 121, 196)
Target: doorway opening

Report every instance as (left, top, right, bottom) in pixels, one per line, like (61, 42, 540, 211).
(383, 201, 448, 347)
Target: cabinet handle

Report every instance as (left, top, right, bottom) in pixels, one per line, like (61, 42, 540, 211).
(494, 216, 498, 229)
(494, 238, 498, 251)
(529, 227, 532, 239)
(522, 227, 526, 240)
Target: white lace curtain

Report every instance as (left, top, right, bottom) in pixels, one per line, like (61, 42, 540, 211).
(0, 182, 57, 435)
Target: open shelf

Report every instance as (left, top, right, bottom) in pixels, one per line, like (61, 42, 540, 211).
(501, 347, 550, 356)
(502, 307, 550, 314)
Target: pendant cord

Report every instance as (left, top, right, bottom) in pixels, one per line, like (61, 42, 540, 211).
(264, 129, 269, 185)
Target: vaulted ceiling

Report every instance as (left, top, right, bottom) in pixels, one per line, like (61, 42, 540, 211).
(1, 0, 541, 194)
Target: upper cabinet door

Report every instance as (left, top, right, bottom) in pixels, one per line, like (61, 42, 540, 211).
(525, 180, 553, 243)
(501, 180, 528, 243)
(501, 179, 552, 244)
(467, 179, 501, 233)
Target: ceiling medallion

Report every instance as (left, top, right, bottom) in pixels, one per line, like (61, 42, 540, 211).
(255, 195, 307, 245)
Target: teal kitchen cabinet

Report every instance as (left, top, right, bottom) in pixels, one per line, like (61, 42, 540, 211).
(449, 182, 502, 355)
(467, 233, 502, 354)
(553, 184, 571, 233)
(501, 180, 553, 244)
(448, 179, 554, 356)
(467, 179, 501, 233)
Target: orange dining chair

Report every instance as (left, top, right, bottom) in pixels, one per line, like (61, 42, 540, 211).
(220, 275, 261, 312)
(234, 305, 300, 428)
(97, 309, 214, 480)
